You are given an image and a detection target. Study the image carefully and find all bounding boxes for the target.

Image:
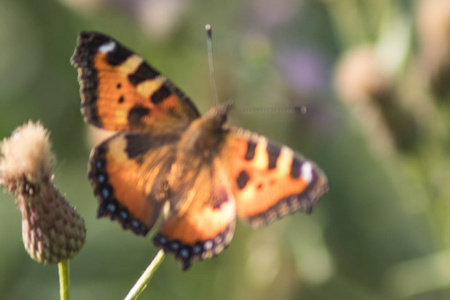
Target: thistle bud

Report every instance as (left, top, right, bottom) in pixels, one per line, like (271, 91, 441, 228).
(416, 0, 450, 99)
(335, 46, 420, 152)
(0, 121, 86, 264)
(334, 46, 391, 104)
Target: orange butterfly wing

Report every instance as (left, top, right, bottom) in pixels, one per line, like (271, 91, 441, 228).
(89, 129, 182, 235)
(71, 31, 329, 271)
(225, 128, 329, 228)
(154, 157, 236, 270)
(70, 31, 200, 131)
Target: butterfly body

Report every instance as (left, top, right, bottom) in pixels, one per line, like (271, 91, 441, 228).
(71, 31, 329, 270)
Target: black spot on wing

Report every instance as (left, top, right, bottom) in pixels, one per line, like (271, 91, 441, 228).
(124, 132, 180, 160)
(237, 170, 250, 190)
(170, 84, 201, 118)
(106, 42, 133, 66)
(244, 140, 256, 160)
(118, 96, 124, 103)
(71, 31, 131, 67)
(151, 85, 171, 104)
(128, 62, 160, 86)
(290, 157, 301, 179)
(124, 133, 153, 160)
(71, 32, 110, 67)
(127, 106, 151, 125)
(212, 187, 229, 209)
(266, 143, 281, 170)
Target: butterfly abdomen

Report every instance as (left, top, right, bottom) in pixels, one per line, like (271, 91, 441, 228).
(176, 103, 232, 165)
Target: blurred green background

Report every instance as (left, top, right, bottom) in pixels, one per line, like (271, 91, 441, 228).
(1, 0, 450, 299)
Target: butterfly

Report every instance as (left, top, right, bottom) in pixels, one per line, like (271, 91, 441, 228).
(70, 31, 329, 270)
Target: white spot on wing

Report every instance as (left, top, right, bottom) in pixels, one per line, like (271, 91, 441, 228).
(301, 162, 313, 183)
(204, 240, 213, 250)
(99, 41, 116, 54)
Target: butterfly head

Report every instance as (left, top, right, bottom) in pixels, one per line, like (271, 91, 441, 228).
(203, 102, 233, 129)
(176, 102, 232, 165)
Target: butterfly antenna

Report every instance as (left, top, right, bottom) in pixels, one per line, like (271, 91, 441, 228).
(234, 106, 308, 115)
(205, 24, 219, 106)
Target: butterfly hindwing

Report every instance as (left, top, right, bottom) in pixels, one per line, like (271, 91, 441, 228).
(154, 154, 236, 270)
(225, 128, 329, 228)
(71, 31, 200, 131)
(89, 129, 182, 235)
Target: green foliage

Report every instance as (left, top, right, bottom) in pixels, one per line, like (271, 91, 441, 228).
(0, 0, 449, 299)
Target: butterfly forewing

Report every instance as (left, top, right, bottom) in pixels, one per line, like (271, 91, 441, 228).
(71, 31, 200, 131)
(225, 128, 329, 228)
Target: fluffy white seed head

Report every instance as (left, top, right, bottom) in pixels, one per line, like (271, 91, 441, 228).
(0, 121, 55, 183)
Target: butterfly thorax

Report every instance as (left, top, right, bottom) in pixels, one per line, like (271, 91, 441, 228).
(176, 103, 231, 166)
(165, 103, 231, 213)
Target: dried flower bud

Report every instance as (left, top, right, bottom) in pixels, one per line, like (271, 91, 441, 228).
(416, 0, 450, 99)
(334, 46, 420, 152)
(334, 46, 391, 104)
(0, 121, 86, 264)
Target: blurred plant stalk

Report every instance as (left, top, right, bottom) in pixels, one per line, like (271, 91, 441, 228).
(124, 249, 166, 300)
(417, 0, 450, 100)
(327, 0, 450, 298)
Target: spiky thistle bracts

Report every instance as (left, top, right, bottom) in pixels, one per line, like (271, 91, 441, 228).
(0, 121, 86, 264)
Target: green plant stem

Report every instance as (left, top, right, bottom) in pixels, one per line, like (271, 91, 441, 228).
(58, 260, 70, 300)
(124, 250, 166, 300)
